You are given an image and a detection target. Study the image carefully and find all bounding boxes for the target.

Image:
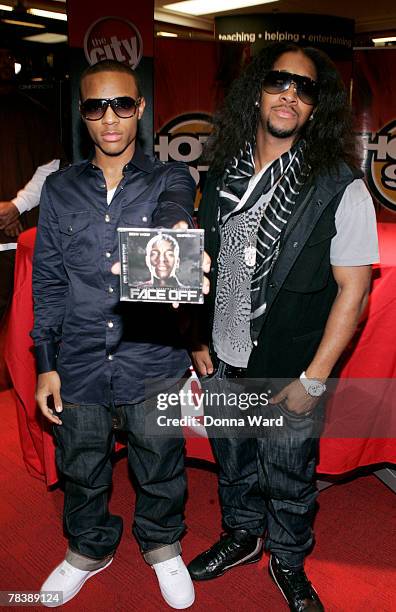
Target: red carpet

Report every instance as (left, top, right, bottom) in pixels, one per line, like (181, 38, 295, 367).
(0, 389, 395, 611)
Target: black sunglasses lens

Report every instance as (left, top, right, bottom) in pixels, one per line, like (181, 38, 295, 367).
(81, 99, 106, 120)
(111, 97, 137, 118)
(262, 71, 318, 105)
(263, 72, 290, 94)
(298, 79, 318, 105)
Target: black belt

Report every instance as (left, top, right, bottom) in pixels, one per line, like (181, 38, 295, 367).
(217, 359, 247, 379)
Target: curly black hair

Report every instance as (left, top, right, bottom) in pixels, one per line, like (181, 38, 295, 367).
(206, 43, 359, 176)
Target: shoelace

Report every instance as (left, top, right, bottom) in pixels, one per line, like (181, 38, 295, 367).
(207, 534, 243, 565)
(161, 557, 182, 576)
(59, 563, 81, 577)
(279, 566, 313, 599)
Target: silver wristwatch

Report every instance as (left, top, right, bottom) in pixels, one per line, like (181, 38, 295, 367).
(299, 371, 326, 397)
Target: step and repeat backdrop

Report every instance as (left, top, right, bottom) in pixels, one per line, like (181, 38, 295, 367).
(65, 6, 395, 220)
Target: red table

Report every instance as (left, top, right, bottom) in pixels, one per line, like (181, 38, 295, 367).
(5, 225, 396, 486)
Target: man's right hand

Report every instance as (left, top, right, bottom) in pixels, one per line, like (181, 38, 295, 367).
(0, 201, 19, 229)
(36, 371, 63, 425)
(4, 219, 23, 237)
(191, 344, 214, 377)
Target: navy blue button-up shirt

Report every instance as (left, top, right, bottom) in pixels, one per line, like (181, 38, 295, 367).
(32, 145, 196, 405)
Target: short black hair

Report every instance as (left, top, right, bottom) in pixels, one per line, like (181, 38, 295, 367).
(79, 59, 141, 99)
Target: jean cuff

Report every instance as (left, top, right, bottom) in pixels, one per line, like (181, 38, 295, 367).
(66, 547, 113, 571)
(143, 541, 182, 565)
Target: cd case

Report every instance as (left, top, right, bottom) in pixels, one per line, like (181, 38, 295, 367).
(118, 228, 204, 304)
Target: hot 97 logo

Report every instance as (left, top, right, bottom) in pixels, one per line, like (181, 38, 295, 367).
(155, 114, 213, 210)
(364, 119, 396, 213)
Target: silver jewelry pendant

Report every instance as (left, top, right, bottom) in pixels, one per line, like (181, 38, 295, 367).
(244, 245, 256, 267)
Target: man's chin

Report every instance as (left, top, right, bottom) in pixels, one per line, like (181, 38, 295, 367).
(96, 138, 136, 157)
(98, 145, 128, 157)
(267, 120, 299, 140)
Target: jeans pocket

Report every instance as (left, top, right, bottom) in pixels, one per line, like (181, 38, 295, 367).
(277, 400, 315, 421)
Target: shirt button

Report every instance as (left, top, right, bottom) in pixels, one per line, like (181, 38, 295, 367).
(108, 354, 114, 361)
(105, 214, 110, 223)
(106, 251, 111, 258)
(108, 286, 114, 294)
(68, 226, 73, 232)
(107, 321, 114, 328)
(142, 216, 147, 222)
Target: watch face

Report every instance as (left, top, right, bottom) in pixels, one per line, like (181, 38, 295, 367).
(307, 382, 326, 397)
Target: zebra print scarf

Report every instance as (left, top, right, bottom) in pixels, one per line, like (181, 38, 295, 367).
(218, 140, 310, 342)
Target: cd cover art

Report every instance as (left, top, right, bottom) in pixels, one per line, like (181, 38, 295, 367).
(118, 228, 204, 304)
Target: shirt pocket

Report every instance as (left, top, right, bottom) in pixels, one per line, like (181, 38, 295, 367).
(58, 211, 91, 265)
(120, 199, 159, 228)
(283, 217, 337, 294)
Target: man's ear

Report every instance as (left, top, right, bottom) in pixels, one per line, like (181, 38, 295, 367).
(137, 97, 146, 120)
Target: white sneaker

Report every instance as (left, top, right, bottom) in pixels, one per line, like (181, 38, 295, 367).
(152, 555, 195, 609)
(40, 558, 113, 607)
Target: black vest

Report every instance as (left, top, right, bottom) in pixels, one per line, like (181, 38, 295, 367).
(198, 162, 362, 379)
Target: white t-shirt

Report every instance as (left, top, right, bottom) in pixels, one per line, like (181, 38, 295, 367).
(12, 159, 60, 215)
(107, 187, 116, 205)
(331, 179, 379, 265)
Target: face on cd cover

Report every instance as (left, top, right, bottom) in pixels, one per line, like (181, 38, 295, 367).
(118, 228, 204, 304)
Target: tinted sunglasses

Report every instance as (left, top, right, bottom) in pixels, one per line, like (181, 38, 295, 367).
(262, 71, 319, 105)
(80, 96, 142, 121)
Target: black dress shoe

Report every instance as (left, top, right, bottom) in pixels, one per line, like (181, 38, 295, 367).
(269, 555, 324, 612)
(188, 530, 263, 581)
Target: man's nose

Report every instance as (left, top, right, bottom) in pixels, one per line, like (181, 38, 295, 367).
(280, 82, 298, 103)
(102, 105, 120, 124)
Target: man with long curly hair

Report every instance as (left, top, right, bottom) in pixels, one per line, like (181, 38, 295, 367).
(188, 43, 378, 611)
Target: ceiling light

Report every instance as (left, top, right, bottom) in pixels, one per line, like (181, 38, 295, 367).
(2, 18, 45, 28)
(23, 32, 68, 43)
(28, 9, 67, 21)
(164, 0, 277, 16)
(0, 4, 13, 11)
(372, 36, 396, 44)
(157, 31, 178, 37)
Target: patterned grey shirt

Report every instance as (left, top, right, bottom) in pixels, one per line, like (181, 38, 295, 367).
(213, 188, 275, 368)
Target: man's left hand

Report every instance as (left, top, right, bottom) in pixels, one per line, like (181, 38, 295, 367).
(170, 221, 210, 307)
(269, 378, 319, 415)
(0, 201, 19, 229)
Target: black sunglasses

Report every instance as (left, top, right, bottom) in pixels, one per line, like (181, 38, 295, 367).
(80, 96, 142, 121)
(262, 71, 319, 106)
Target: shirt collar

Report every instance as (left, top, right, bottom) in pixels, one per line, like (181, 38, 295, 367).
(76, 142, 154, 176)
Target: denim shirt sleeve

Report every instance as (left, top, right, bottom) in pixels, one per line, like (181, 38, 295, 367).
(31, 180, 68, 373)
(152, 163, 196, 228)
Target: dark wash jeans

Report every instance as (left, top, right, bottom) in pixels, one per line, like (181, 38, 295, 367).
(202, 369, 324, 569)
(52, 392, 186, 564)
